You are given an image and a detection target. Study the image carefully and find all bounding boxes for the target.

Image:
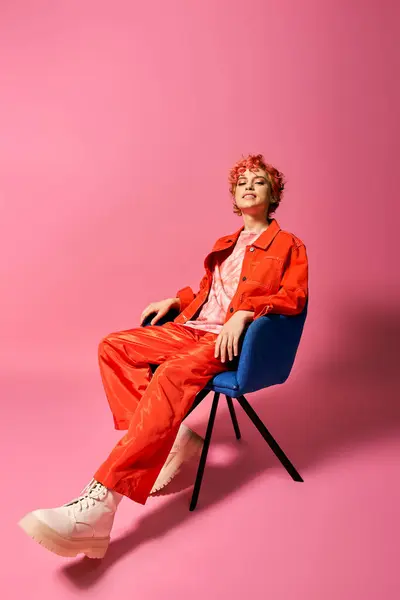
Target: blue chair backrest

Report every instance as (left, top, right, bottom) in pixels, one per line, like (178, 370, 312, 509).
(235, 301, 308, 393)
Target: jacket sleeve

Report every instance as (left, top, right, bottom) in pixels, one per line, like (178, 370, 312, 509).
(237, 243, 308, 319)
(175, 286, 196, 312)
(175, 274, 209, 312)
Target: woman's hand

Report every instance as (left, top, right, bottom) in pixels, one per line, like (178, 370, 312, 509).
(140, 297, 180, 326)
(214, 310, 254, 363)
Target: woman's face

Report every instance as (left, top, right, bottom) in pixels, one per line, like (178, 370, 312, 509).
(233, 168, 271, 217)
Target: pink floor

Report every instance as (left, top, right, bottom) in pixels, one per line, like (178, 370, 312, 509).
(6, 357, 399, 600)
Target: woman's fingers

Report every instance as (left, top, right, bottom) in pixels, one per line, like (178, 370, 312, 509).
(140, 311, 151, 325)
(214, 335, 221, 359)
(228, 336, 235, 361)
(141, 305, 155, 325)
(151, 309, 166, 326)
(220, 335, 228, 362)
(221, 334, 239, 362)
(226, 335, 235, 361)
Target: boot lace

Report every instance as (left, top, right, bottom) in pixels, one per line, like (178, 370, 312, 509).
(64, 478, 108, 512)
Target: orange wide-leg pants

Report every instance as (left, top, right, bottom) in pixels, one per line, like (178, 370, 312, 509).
(93, 321, 236, 505)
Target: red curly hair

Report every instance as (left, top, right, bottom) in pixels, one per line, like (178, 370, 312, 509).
(228, 153, 286, 218)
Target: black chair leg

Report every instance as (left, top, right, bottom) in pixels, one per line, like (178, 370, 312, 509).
(226, 395, 241, 440)
(236, 395, 303, 482)
(189, 392, 220, 511)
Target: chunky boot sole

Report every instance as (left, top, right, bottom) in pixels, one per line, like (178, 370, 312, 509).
(18, 512, 110, 559)
(150, 431, 204, 494)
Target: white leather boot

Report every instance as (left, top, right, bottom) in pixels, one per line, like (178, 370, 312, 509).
(18, 479, 123, 559)
(150, 424, 204, 494)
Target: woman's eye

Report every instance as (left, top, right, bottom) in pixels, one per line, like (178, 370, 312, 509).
(238, 181, 264, 185)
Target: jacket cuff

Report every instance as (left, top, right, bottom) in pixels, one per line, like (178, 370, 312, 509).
(176, 286, 196, 312)
(237, 298, 273, 320)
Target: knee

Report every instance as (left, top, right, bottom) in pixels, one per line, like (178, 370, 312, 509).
(151, 359, 187, 388)
(98, 332, 121, 357)
(98, 336, 109, 359)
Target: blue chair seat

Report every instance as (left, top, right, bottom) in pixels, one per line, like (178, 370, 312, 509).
(204, 371, 239, 395)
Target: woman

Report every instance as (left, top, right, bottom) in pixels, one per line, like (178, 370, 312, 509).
(18, 153, 308, 558)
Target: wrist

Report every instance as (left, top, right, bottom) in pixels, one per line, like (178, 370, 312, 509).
(171, 297, 181, 309)
(237, 309, 254, 323)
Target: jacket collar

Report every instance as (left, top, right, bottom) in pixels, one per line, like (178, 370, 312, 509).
(213, 218, 281, 251)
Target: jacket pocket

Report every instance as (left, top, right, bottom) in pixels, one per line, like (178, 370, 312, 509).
(248, 256, 284, 290)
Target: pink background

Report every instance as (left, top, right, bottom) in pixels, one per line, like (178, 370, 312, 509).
(1, 1, 399, 598)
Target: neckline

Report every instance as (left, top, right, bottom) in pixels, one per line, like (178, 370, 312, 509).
(241, 229, 266, 235)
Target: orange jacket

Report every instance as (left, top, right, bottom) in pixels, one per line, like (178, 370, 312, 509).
(173, 218, 308, 326)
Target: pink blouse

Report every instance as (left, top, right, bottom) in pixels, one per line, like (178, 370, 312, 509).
(182, 229, 264, 334)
